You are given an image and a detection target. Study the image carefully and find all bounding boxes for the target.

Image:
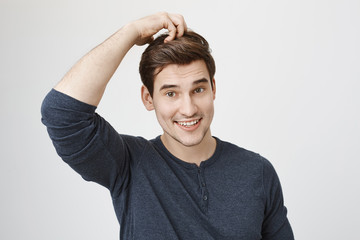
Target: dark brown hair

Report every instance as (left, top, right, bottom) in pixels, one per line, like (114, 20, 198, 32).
(139, 31, 216, 96)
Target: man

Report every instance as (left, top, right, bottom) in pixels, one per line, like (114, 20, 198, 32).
(41, 12, 294, 239)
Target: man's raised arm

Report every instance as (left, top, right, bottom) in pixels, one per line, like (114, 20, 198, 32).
(54, 12, 187, 106)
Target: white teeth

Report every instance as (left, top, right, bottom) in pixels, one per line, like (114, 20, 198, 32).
(177, 120, 199, 127)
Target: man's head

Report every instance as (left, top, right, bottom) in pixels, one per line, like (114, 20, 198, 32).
(140, 31, 217, 150)
(139, 31, 216, 97)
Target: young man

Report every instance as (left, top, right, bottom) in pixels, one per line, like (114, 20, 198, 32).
(41, 12, 294, 239)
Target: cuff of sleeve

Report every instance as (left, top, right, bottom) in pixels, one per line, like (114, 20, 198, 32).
(46, 88, 97, 113)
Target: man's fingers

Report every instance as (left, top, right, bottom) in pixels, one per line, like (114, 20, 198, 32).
(133, 12, 187, 45)
(164, 21, 177, 43)
(173, 14, 187, 38)
(163, 13, 187, 42)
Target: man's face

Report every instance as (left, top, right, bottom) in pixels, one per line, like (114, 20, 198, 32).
(142, 60, 216, 148)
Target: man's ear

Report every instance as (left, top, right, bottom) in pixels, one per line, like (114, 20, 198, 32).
(141, 85, 154, 111)
(212, 78, 216, 100)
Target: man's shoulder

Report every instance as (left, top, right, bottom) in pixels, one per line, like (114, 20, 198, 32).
(120, 134, 151, 148)
(217, 137, 261, 157)
(120, 134, 162, 153)
(216, 137, 270, 166)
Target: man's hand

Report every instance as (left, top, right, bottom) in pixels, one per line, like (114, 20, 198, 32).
(131, 12, 187, 46)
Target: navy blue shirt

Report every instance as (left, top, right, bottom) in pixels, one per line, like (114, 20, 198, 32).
(41, 89, 294, 239)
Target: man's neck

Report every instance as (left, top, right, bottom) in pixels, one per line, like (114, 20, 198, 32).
(160, 131, 217, 167)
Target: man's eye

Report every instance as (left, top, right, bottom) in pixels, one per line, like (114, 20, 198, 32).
(194, 88, 204, 93)
(166, 92, 176, 97)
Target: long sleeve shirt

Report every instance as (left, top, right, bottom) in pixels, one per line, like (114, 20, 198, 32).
(41, 89, 294, 240)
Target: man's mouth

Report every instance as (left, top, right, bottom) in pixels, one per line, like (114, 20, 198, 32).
(175, 119, 201, 128)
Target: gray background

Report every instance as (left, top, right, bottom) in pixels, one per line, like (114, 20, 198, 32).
(1, 0, 359, 239)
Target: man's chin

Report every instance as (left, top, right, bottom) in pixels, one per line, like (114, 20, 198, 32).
(161, 127, 211, 149)
(177, 140, 201, 148)
(172, 133, 206, 148)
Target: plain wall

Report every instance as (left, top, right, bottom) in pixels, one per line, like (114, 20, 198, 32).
(1, 0, 359, 239)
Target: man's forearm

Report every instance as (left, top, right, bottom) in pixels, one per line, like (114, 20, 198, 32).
(54, 24, 138, 106)
(54, 12, 187, 107)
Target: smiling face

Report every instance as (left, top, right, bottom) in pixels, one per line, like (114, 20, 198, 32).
(142, 60, 216, 150)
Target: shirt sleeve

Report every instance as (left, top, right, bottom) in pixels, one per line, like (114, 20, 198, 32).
(41, 89, 133, 197)
(261, 158, 294, 240)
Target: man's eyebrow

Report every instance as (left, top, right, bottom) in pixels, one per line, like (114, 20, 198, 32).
(159, 78, 209, 91)
(159, 84, 179, 91)
(193, 78, 209, 85)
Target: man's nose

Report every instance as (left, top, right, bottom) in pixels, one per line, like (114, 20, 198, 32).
(178, 95, 197, 117)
